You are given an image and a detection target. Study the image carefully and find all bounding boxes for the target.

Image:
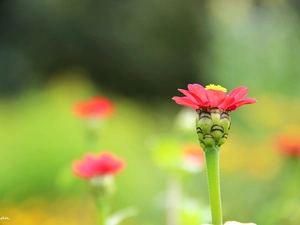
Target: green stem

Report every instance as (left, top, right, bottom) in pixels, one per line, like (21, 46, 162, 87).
(204, 146, 223, 225)
(96, 197, 109, 225)
(86, 127, 98, 150)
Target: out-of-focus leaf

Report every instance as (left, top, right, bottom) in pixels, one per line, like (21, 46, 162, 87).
(106, 207, 138, 225)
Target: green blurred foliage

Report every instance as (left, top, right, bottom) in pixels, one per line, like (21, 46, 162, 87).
(1, 73, 300, 225)
(0, 75, 170, 224)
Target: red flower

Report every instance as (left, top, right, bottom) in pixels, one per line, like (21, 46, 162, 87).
(276, 134, 300, 157)
(182, 145, 205, 167)
(172, 84, 257, 111)
(74, 96, 114, 118)
(73, 152, 125, 179)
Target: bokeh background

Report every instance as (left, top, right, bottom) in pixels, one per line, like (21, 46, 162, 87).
(1, 0, 300, 224)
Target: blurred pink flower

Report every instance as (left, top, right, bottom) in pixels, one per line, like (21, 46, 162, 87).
(74, 96, 114, 118)
(73, 152, 125, 179)
(275, 134, 300, 157)
(172, 84, 257, 111)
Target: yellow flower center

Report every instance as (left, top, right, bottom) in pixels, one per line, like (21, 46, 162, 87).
(205, 84, 227, 92)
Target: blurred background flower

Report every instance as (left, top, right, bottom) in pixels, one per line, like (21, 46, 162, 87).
(181, 145, 205, 173)
(73, 152, 125, 179)
(275, 132, 300, 157)
(74, 96, 114, 119)
(1, 0, 300, 224)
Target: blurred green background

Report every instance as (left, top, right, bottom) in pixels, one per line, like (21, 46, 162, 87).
(1, 0, 300, 224)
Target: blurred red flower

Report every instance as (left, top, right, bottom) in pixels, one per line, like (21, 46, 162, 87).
(172, 84, 257, 111)
(182, 145, 205, 167)
(73, 152, 125, 179)
(74, 96, 114, 118)
(276, 134, 300, 157)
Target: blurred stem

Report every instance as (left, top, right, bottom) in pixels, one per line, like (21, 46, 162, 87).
(87, 127, 98, 149)
(96, 196, 109, 225)
(204, 146, 223, 225)
(166, 175, 181, 225)
(86, 118, 101, 150)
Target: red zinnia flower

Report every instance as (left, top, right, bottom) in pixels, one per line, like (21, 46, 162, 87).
(172, 84, 257, 111)
(73, 152, 125, 179)
(74, 96, 114, 118)
(275, 134, 300, 157)
(182, 145, 205, 167)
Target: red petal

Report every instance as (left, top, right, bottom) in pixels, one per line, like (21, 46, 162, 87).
(91, 97, 114, 117)
(73, 161, 91, 179)
(178, 89, 203, 105)
(73, 152, 125, 178)
(235, 98, 257, 107)
(205, 89, 227, 108)
(228, 98, 257, 111)
(187, 84, 208, 102)
(228, 86, 248, 102)
(110, 160, 126, 174)
(172, 96, 199, 109)
(74, 97, 114, 118)
(218, 97, 235, 110)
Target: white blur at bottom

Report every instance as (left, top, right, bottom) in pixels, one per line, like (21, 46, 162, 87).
(202, 221, 256, 225)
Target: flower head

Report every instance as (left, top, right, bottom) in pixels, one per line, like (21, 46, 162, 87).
(172, 84, 257, 148)
(275, 134, 300, 157)
(172, 84, 257, 112)
(72, 152, 125, 179)
(74, 96, 114, 118)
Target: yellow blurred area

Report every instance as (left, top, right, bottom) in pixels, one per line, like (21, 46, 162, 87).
(244, 93, 300, 129)
(0, 198, 95, 225)
(221, 92, 300, 179)
(221, 132, 280, 179)
(244, 144, 281, 179)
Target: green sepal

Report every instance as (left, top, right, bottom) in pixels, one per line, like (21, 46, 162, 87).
(196, 109, 231, 148)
